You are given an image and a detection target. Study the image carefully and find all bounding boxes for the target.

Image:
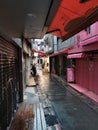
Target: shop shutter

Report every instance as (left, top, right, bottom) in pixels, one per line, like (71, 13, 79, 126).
(0, 37, 19, 130)
(76, 55, 98, 95)
(75, 58, 89, 89)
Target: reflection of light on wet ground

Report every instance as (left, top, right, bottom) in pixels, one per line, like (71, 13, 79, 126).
(24, 95, 27, 100)
(24, 87, 36, 94)
(24, 92, 39, 104)
(24, 87, 39, 104)
(39, 77, 50, 91)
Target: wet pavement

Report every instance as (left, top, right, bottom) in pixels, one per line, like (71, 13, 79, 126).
(36, 70, 98, 130)
(11, 69, 98, 130)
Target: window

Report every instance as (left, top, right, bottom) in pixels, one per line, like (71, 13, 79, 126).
(85, 26, 91, 34)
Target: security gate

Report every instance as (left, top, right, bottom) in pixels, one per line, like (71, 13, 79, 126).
(0, 37, 20, 130)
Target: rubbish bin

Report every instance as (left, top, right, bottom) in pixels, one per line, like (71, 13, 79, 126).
(67, 68, 74, 82)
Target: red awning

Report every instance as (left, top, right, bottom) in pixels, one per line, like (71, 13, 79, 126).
(47, 0, 98, 41)
(67, 53, 86, 59)
(50, 49, 68, 57)
(33, 49, 46, 57)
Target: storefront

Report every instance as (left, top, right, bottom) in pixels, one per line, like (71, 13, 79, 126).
(0, 36, 22, 129)
(75, 53, 98, 94)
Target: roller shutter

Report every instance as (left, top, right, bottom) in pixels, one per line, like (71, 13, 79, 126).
(0, 37, 19, 130)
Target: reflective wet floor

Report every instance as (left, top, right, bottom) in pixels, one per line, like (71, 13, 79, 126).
(36, 71, 98, 130)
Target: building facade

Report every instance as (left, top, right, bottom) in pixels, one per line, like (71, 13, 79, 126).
(49, 21, 98, 103)
(67, 22, 98, 102)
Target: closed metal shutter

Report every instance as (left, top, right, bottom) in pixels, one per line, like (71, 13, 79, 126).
(0, 37, 19, 130)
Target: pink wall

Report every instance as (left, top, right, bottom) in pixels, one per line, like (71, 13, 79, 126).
(75, 22, 98, 46)
(75, 59, 89, 89)
(75, 54, 98, 95)
(92, 54, 98, 94)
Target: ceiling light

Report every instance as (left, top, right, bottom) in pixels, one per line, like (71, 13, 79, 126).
(27, 13, 36, 18)
(27, 13, 33, 17)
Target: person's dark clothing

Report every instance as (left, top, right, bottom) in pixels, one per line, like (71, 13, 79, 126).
(42, 63, 45, 69)
(31, 65, 36, 76)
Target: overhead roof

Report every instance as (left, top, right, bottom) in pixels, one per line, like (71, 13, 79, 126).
(47, 0, 98, 41)
(0, 0, 60, 39)
(0, 0, 97, 40)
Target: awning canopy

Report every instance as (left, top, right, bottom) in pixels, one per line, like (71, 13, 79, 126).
(47, 0, 98, 41)
(50, 48, 68, 57)
(33, 49, 46, 57)
(67, 53, 86, 59)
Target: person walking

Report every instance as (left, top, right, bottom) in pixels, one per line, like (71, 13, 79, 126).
(31, 64, 36, 76)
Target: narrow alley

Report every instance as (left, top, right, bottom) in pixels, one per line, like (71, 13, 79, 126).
(35, 70, 98, 130)
(10, 68, 98, 130)
(0, 1, 98, 130)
